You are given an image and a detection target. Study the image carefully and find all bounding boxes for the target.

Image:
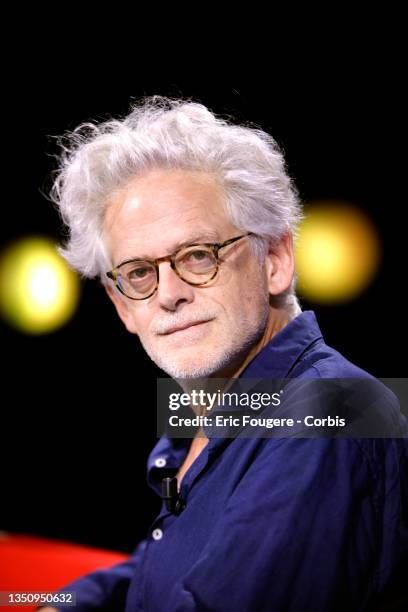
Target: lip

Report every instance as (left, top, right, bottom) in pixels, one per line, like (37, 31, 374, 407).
(160, 320, 211, 335)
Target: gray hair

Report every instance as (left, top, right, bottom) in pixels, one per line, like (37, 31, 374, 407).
(49, 96, 303, 317)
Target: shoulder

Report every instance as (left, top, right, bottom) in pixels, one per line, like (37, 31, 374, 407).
(293, 335, 372, 379)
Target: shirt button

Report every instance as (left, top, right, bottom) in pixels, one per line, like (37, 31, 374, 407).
(154, 457, 167, 468)
(152, 528, 163, 541)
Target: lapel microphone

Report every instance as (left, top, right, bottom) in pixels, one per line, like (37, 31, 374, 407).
(161, 477, 186, 516)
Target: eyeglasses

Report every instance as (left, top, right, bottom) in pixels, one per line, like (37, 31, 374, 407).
(106, 232, 253, 300)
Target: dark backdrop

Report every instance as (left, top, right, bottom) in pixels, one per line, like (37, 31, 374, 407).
(1, 73, 405, 553)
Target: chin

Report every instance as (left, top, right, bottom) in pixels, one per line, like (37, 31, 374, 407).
(158, 359, 222, 380)
(146, 345, 232, 380)
(163, 344, 254, 380)
(142, 326, 262, 380)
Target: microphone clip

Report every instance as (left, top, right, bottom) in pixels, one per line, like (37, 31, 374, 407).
(161, 477, 186, 516)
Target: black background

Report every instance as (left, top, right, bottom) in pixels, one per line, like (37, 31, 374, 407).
(1, 56, 406, 553)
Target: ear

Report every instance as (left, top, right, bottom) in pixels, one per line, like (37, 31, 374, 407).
(104, 283, 139, 335)
(264, 232, 295, 296)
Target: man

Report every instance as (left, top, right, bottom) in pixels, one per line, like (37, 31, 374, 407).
(41, 97, 407, 611)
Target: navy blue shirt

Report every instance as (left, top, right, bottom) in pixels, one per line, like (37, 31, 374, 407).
(51, 311, 408, 611)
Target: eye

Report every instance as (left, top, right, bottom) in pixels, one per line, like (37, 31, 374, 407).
(188, 250, 211, 262)
(126, 264, 156, 284)
(129, 267, 150, 279)
(180, 248, 215, 272)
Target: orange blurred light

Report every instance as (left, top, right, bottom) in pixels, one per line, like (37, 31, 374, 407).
(295, 202, 381, 303)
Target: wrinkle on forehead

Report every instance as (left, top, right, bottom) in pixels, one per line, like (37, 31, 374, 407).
(102, 169, 234, 263)
(105, 169, 223, 226)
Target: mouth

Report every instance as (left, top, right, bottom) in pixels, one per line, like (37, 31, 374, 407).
(159, 319, 212, 336)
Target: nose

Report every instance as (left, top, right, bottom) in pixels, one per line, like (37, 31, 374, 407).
(156, 262, 195, 311)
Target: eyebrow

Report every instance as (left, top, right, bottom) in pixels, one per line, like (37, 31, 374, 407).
(116, 231, 221, 267)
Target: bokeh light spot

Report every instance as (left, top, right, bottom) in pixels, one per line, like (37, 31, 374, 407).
(0, 236, 80, 334)
(295, 203, 381, 303)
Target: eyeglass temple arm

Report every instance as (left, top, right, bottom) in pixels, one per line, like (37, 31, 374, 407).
(217, 232, 253, 252)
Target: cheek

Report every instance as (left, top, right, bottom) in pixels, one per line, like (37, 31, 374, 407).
(242, 276, 269, 318)
(128, 307, 152, 336)
(222, 281, 266, 321)
(239, 262, 267, 296)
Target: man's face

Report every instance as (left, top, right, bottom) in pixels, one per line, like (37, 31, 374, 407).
(104, 168, 270, 378)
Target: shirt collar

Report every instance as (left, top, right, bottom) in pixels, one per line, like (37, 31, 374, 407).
(239, 310, 323, 380)
(147, 310, 324, 490)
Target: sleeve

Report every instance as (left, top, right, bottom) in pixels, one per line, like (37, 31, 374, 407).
(166, 437, 383, 612)
(37, 539, 147, 612)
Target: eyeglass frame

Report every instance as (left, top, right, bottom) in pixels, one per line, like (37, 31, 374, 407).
(106, 231, 254, 300)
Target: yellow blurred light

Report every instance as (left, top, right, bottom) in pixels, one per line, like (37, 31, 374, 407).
(0, 236, 80, 334)
(295, 203, 381, 303)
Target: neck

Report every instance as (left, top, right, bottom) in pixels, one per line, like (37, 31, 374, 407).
(226, 304, 290, 380)
(180, 305, 291, 405)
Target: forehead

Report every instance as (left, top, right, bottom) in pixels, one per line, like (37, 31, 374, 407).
(104, 169, 237, 263)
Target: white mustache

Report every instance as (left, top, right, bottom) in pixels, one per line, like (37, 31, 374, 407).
(152, 310, 217, 335)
